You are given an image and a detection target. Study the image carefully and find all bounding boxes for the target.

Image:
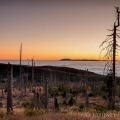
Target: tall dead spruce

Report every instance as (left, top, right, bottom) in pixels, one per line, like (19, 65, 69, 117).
(19, 43, 22, 91)
(100, 7, 120, 110)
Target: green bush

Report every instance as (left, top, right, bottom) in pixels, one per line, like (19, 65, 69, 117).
(24, 101, 43, 116)
(95, 105, 107, 113)
(70, 88, 78, 97)
(59, 100, 67, 108)
(78, 103, 84, 112)
(58, 84, 68, 98)
(0, 111, 6, 118)
(22, 101, 35, 109)
(60, 90, 67, 98)
(24, 109, 43, 116)
(101, 92, 108, 100)
(62, 100, 68, 106)
(90, 84, 100, 96)
(68, 96, 76, 106)
(48, 87, 59, 97)
(22, 102, 30, 108)
(81, 86, 86, 93)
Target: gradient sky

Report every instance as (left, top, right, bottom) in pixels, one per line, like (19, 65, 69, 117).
(0, 0, 120, 60)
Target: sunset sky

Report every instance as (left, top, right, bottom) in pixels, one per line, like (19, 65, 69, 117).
(0, 0, 120, 60)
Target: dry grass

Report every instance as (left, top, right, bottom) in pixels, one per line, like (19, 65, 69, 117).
(0, 108, 120, 120)
(0, 86, 120, 120)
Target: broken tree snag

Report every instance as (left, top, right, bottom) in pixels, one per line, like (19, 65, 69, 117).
(19, 43, 22, 91)
(44, 78, 48, 111)
(34, 91, 39, 109)
(38, 87, 42, 109)
(32, 58, 34, 90)
(85, 69, 89, 108)
(54, 95, 59, 112)
(7, 63, 13, 115)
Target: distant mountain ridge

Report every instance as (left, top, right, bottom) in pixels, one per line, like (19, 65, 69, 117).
(60, 58, 102, 61)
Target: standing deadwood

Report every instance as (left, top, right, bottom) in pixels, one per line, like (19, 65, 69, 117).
(44, 77, 48, 111)
(54, 96, 59, 111)
(27, 63, 29, 90)
(50, 70, 53, 86)
(38, 88, 42, 109)
(118, 79, 120, 102)
(85, 69, 89, 108)
(19, 43, 22, 91)
(23, 75, 26, 93)
(1, 76, 4, 99)
(7, 64, 13, 115)
(24, 73, 27, 93)
(100, 7, 120, 110)
(54, 72, 56, 87)
(97, 77, 100, 93)
(32, 58, 34, 90)
(34, 92, 37, 108)
(75, 81, 78, 102)
(34, 61, 36, 87)
(34, 91, 39, 109)
(110, 8, 120, 110)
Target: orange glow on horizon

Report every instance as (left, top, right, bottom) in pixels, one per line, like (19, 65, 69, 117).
(0, 53, 113, 61)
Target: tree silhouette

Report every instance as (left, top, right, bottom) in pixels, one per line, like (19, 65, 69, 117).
(100, 7, 120, 110)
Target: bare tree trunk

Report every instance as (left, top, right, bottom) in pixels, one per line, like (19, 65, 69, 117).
(32, 59, 34, 90)
(34, 91, 39, 109)
(54, 96, 59, 112)
(44, 77, 48, 111)
(85, 69, 89, 108)
(1, 76, 4, 99)
(38, 88, 42, 109)
(7, 64, 13, 115)
(19, 43, 22, 91)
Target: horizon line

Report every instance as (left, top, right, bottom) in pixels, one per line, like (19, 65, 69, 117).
(0, 59, 111, 61)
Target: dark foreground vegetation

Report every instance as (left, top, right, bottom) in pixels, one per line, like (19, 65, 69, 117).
(0, 63, 120, 120)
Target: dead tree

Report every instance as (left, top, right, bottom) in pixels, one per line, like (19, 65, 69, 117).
(34, 91, 39, 109)
(85, 69, 89, 108)
(38, 88, 42, 109)
(7, 64, 13, 115)
(44, 76, 48, 111)
(54, 96, 59, 111)
(1, 76, 4, 99)
(31, 58, 34, 90)
(100, 7, 120, 110)
(19, 43, 22, 91)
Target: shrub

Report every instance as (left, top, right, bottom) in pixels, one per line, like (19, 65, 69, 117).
(22, 102, 35, 109)
(24, 109, 43, 116)
(22, 102, 29, 108)
(78, 103, 84, 112)
(48, 86, 59, 97)
(95, 105, 107, 113)
(24, 101, 43, 116)
(68, 96, 76, 106)
(70, 88, 78, 97)
(61, 90, 67, 98)
(62, 100, 68, 106)
(59, 100, 67, 108)
(0, 111, 6, 118)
